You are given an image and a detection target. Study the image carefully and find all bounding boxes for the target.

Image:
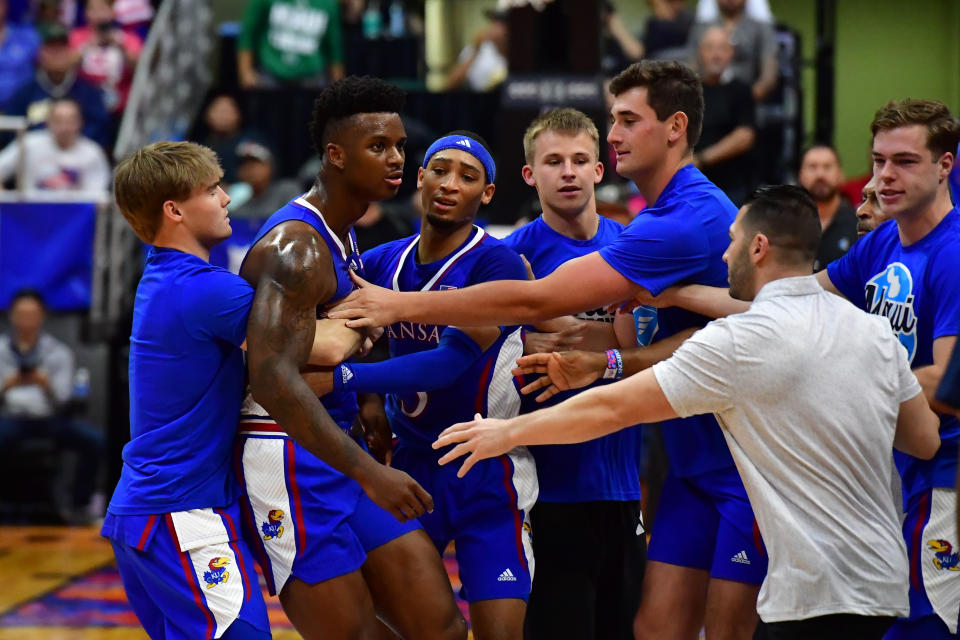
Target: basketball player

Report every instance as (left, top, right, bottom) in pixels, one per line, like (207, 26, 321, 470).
(236, 77, 465, 640)
(330, 60, 766, 639)
(502, 108, 643, 640)
(309, 130, 536, 639)
(103, 141, 271, 639)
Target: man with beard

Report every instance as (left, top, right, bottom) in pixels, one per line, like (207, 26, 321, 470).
(797, 145, 858, 271)
(435, 184, 941, 639)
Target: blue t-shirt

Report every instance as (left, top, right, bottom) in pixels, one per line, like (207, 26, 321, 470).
(598, 165, 737, 478)
(241, 196, 362, 429)
(362, 226, 528, 450)
(503, 214, 642, 502)
(107, 248, 254, 516)
(0, 24, 39, 107)
(937, 323, 960, 409)
(827, 209, 960, 507)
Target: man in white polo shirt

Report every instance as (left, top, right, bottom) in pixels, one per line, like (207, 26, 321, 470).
(433, 184, 942, 639)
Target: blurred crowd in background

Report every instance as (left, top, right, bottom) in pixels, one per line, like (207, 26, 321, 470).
(0, 0, 957, 524)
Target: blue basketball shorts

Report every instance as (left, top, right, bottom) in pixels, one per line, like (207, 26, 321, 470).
(102, 501, 270, 640)
(394, 443, 538, 602)
(885, 487, 960, 637)
(236, 418, 420, 595)
(647, 466, 767, 585)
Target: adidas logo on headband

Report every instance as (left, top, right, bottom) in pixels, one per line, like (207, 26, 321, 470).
(423, 134, 496, 182)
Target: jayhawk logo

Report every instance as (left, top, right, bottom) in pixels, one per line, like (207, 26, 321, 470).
(261, 509, 285, 540)
(203, 557, 230, 588)
(928, 539, 960, 571)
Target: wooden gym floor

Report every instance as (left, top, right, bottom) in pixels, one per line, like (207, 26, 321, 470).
(0, 526, 473, 639)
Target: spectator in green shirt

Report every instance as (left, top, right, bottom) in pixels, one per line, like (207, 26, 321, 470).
(238, 0, 345, 89)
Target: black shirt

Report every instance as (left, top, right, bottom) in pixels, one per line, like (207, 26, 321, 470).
(697, 79, 755, 205)
(813, 201, 859, 272)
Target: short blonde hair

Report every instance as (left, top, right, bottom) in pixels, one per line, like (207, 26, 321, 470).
(114, 141, 222, 242)
(522, 108, 600, 165)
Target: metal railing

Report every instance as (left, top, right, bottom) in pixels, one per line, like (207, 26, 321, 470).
(92, 0, 216, 334)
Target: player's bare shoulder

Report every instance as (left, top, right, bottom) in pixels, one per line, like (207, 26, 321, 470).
(241, 219, 338, 306)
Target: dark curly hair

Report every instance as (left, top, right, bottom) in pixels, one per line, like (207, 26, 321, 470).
(309, 76, 406, 157)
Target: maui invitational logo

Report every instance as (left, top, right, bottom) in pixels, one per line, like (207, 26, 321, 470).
(865, 262, 918, 363)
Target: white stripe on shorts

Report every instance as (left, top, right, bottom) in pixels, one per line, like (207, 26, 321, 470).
(486, 328, 524, 420)
(919, 487, 960, 633)
(170, 509, 243, 639)
(508, 447, 539, 582)
(241, 436, 297, 591)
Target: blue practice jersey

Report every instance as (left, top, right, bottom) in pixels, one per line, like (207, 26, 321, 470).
(362, 226, 528, 450)
(241, 196, 362, 429)
(108, 247, 254, 515)
(503, 214, 642, 502)
(827, 209, 960, 507)
(598, 165, 737, 478)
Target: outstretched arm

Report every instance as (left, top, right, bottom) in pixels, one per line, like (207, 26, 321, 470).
(304, 326, 499, 397)
(244, 223, 431, 521)
(514, 327, 698, 402)
(328, 252, 638, 329)
(433, 368, 678, 477)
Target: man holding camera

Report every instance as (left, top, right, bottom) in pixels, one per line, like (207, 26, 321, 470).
(0, 289, 103, 520)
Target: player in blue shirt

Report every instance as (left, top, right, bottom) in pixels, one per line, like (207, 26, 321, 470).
(821, 100, 960, 639)
(235, 77, 465, 640)
(501, 108, 646, 640)
(310, 130, 535, 639)
(103, 141, 271, 640)
(331, 61, 766, 640)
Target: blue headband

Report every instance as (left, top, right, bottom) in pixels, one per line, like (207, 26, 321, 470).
(422, 135, 496, 183)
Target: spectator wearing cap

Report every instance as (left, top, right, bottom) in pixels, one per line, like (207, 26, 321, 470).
(0, 0, 40, 108)
(0, 97, 110, 195)
(4, 22, 109, 148)
(228, 141, 302, 220)
(237, 0, 345, 89)
(68, 0, 143, 116)
(444, 9, 508, 91)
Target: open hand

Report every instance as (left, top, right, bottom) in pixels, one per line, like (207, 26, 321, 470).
(327, 272, 402, 329)
(511, 350, 605, 402)
(433, 413, 513, 478)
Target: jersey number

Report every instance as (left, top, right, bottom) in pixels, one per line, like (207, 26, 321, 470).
(400, 391, 428, 418)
